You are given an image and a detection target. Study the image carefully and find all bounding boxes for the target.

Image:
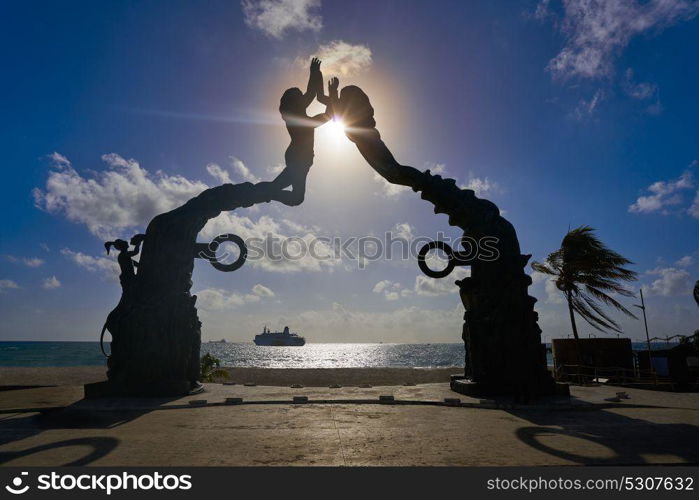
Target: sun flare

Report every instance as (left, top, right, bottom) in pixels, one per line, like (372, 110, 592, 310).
(323, 119, 347, 142)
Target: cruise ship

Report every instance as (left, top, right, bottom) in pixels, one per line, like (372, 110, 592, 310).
(254, 326, 305, 346)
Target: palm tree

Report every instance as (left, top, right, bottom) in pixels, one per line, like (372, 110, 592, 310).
(532, 226, 638, 340)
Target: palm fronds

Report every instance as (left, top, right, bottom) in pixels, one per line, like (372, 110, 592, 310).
(532, 225, 638, 338)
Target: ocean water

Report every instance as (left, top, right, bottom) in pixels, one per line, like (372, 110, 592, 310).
(0, 341, 679, 368)
(0, 342, 465, 368)
(202, 342, 465, 368)
(0, 342, 107, 367)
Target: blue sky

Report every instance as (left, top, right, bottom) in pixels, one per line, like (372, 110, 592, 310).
(1, 0, 697, 343)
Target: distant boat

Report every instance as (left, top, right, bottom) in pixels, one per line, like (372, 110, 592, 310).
(208, 339, 227, 343)
(254, 326, 305, 346)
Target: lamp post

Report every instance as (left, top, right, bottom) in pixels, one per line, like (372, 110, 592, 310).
(634, 288, 655, 384)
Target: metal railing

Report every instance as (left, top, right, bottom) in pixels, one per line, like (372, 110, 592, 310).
(554, 364, 670, 386)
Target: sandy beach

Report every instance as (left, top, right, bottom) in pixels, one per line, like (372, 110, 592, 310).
(0, 366, 460, 388)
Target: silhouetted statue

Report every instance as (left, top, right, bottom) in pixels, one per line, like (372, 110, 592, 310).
(88, 57, 340, 398)
(99, 234, 145, 358)
(335, 84, 563, 402)
(262, 58, 335, 206)
(104, 234, 144, 290)
(90, 62, 563, 402)
(87, 182, 277, 398)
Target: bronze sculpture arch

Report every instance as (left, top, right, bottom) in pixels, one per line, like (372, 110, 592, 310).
(88, 84, 564, 403)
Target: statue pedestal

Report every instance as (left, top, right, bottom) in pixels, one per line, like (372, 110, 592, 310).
(84, 380, 204, 399)
(450, 375, 570, 400)
(449, 375, 501, 397)
(95, 183, 267, 399)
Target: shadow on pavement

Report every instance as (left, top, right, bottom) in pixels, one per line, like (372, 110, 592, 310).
(511, 407, 699, 465)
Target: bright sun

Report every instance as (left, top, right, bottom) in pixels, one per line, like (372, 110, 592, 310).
(323, 119, 347, 141)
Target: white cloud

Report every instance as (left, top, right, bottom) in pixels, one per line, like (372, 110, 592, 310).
(48, 151, 70, 167)
(373, 172, 410, 198)
(41, 276, 61, 289)
(675, 255, 694, 268)
(644, 266, 692, 296)
(310, 40, 373, 77)
(530, 270, 548, 285)
(535, 307, 574, 342)
(195, 287, 267, 310)
(34, 153, 208, 239)
(6, 256, 45, 268)
(425, 162, 447, 175)
(375, 162, 499, 200)
(414, 267, 470, 296)
(61, 248, 120, 280)
(0, 279, 19, 292)
(530, 271, 565, 304)
(267, 163, 285, 176)
(34, 153, 342, 274)
(544, 276, 565, 304)
(230, 157, 261, 183)
(372, 280, 392, 294)
(200, 213, 341, 273)
(242, 0, 322, 38)
(434, 163, 500, 197)
(543, 0, 699, 80)
(252, 283, 275, 297)
(372, 279, 402, 300)
(391, 222, 414, 241)
(533, 0, 553, 20)
(205, 163, 232, 184)
(622, 68, 657, 100)
(206, 157, 260, 184)
(689, 190, 699, 218)
(372, 266, 470, 301)
(460, 175, 500, 197)
(629, 164, 696, 216)
(622, 68, 664, 114)
(571, 88, 605, 120)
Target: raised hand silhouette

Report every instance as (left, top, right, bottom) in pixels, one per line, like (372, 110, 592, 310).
(259, 57, 332, 207)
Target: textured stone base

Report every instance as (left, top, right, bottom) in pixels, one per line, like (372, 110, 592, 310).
(450, 377, 503, 397)
(84, 380, 204, 399)
(450, 375, 570, 400)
